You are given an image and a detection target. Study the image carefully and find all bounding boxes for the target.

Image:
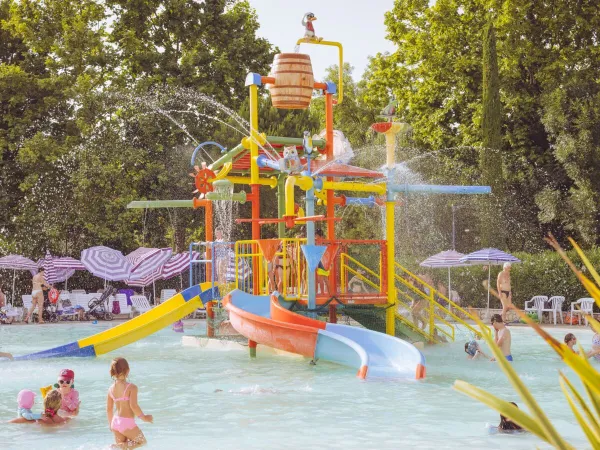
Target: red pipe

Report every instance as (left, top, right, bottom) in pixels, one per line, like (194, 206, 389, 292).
(325, 93, 336, 295)
(206, 301, 215, 338)
(329, 303, 337, 323)
(248, 339, 257, 358)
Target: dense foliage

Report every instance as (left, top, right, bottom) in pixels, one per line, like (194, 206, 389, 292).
(362, 0, 600, 252)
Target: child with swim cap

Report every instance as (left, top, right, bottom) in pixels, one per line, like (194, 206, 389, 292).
(9, 389, 70, 425)
(107, 357, 153, 448)
(15, 389, 42, 421)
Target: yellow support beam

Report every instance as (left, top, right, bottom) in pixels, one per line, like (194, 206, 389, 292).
(285, 175, 314, 217)
(224, 176, 277, 188)
(296, 39, 344, 104)
(322, 181, 385, 195)
(249, 84, 259, 184)
(385, 201, 396, 336)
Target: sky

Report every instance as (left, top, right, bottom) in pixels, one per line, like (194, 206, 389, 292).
(247, 0, 397, 82)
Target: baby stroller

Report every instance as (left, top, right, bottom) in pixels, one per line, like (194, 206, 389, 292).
(41, 290, 59, 323)
(86, 287, 115, 321)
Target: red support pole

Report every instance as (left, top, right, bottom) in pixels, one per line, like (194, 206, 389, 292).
(248, 339, 257, 358)
(206, 201, 213, 283)
(206, 301, 215, 338)
(329, 303, 337, 323)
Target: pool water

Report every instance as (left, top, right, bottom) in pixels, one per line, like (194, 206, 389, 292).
(0, 322, 592, 449)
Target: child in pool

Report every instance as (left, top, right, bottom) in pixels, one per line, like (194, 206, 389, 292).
(15, 389, 42, 421)
(464, 339, 490, 360)
(57, 369, 80, 416)
(172, 320, 197, 333)
(10, 389, 70, 425)
(107, 357, 153, 448)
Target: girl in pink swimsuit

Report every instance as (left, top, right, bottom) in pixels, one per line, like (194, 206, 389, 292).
(106, 357, 153, 448)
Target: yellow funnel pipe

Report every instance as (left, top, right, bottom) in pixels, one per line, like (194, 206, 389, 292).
(224, 176, 277, 188)
(322, 181, 385, 196)
(296, 39, 344, 104)
(285, 175, 313, 217)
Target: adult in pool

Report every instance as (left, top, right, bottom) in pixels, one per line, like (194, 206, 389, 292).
(490, 314, 512, 362)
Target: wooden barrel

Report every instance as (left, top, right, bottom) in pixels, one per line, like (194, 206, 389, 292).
(267, 53, 314, 110)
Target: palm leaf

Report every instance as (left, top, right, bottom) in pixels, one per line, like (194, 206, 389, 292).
(559, 374, 600, 449)
(569, 237, 600, 288)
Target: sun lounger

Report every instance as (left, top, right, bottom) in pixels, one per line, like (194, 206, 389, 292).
(160, 289, 177, 305)
(115, 294, 133, 319)
(131, 295, 152, 316)
(21, 295, 33, 318)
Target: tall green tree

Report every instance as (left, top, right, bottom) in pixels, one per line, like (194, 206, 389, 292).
(479, 21, 504, 247)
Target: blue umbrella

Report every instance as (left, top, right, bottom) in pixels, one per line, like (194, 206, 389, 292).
(459, 248, 520, 313)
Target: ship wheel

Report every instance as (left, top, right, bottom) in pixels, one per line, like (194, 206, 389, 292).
(189, 164, 216, 195)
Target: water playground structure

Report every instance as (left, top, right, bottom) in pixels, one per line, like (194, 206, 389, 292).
(15, 15, 492, 380)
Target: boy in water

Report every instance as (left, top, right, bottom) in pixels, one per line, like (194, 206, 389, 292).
(490, 314, 513, 362)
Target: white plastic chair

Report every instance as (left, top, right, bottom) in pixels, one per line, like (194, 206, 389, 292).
(131, 296, 152, 316)
(571, 298, 595, 326)
(115, 294, 133, 319)
(71, 289, 87, 295)
(524, 295, 547, 321)
(541, 296, 565, 325)
(160, 289, 177, 305)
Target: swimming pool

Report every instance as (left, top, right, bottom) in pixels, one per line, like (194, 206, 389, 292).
(0, 322, 592, 449)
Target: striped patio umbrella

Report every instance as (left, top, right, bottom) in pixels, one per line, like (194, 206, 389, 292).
(80, 246, 132, 282)
(420, 250, 469, 300)
(459, 248, 521, 313)
(126, 247, 173, 281)
(38, 252, 76, 284)
(0, 255, 38, 306)
(161, 252, 201, 281)
(52, 257, 86, 271)
(226, 249, 251, 282)
(0, 255, 38, 271)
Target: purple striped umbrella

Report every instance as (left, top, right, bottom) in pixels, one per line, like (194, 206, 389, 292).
(459, 248, 521, 313)
(37, 252, 87, 288)
(0, 255, 38, 305)
(420, 250, 468, 300)
(161, 252, 200, 281)
(38, 252, 75, 284)
(52, 257, 86, 270)
(126, 247, 172, 281)
(0, 255, 38, 271)
(80, 246, 132, 282)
